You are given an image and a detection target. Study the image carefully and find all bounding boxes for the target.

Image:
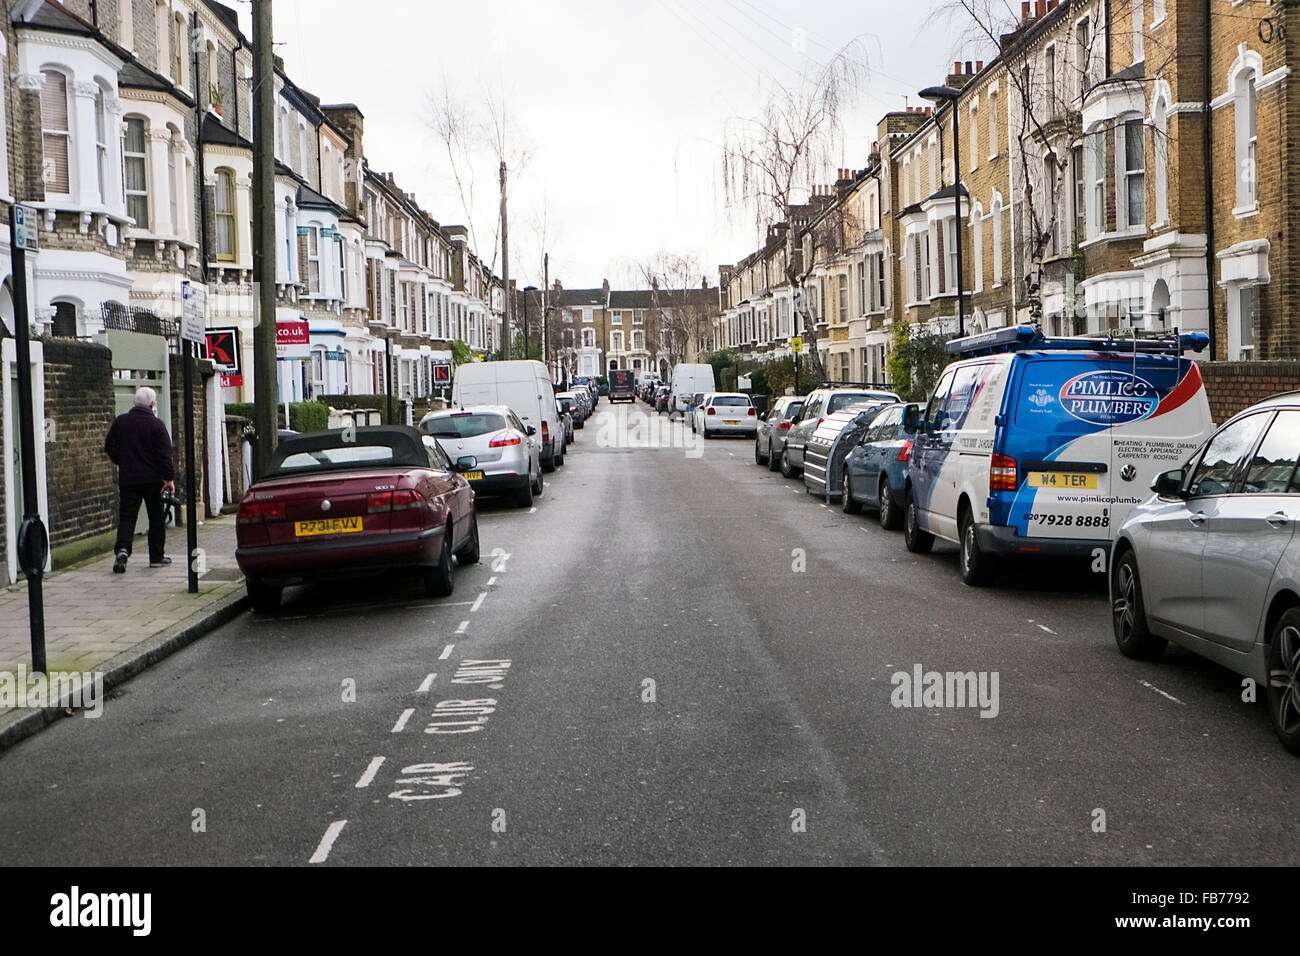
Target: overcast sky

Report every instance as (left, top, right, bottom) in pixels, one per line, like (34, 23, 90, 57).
(239, 0, 970, 290)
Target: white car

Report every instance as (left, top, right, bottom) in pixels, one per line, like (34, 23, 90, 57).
(698, 392, 757, 438)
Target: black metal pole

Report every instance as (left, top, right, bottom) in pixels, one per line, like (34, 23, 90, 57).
(8, 214, 45, 673)
(952, 104, 966, 338)
(182, 339, 198, 594)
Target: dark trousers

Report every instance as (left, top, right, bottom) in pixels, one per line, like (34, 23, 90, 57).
(115, 482, 165, 563)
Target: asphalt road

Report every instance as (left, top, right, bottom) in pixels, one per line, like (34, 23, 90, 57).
(2, 401, 1298, 866)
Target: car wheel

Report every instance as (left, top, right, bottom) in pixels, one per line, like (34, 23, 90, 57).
(767, 442, 782, 472)
(246, 576, 281, 613)
(556, 449, 566, 467)
(904, 489, 935, 554)
(841, 469, 862, 514)
(517, 475, 535, 508)
(780, 448, 798, 479)
(455, 513, 480, 565)
(541, 453, 556, 473)
(879, 477, 901, 530)
(755, 440, 766, 465)
(959, 508, 995, 587)
(1267, 608, 1300, 754)
(1111, 549, 1166, 659)
(534, 465, 544, 497)
(424, 529, 454, 597)
(703, 426, 712, 439)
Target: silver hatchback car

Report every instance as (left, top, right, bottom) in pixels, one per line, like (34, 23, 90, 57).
(419, 404, 543, 508)
(1112, 391, 1300, 753)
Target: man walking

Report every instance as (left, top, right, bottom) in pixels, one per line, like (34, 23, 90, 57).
(105, 386, 175, 572)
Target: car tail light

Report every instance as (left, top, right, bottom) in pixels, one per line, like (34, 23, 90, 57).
(778, 421, 792, 430)
(489, 431, 522, 447)
(990, 453, 1018, 491)
(368, 489, 424, 512)
(391, 489, 423, 511)
(238, 499, 285, 523)
(747, 407, 756, 416)
(816, 418, 824, 429)
(896, 441, 913, 462)
(707, 407, 716, 415)
(541, 421, 550, 442)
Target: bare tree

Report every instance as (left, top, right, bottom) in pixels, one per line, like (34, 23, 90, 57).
(941, 0, 1178, 331)
(428, 76, 534, 284)
(631, 252, 715, 369)
(721, 44, 869, 382)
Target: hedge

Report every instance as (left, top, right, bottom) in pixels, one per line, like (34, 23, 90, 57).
(224, 401, 330, 432)
(313, 394, 399, 424)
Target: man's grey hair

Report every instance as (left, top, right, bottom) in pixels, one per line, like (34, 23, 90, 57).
(134, 386, 158, 409)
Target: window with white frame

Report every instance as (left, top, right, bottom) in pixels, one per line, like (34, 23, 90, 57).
(1076, 17, 1092, 95)
(1046, 45, 1057, 114)
(1072, 145, 1086, 242)
(1237, 285, 1257, 361)
(1044, 152, 1059, 256)
(167, 129, 179, 233)
(611, 330, 624, 351)
(173, 13, 185, 83)
(1089, 129, 1105, 238)
(858, 258, 867, 312)
(632, 330, 644, 350)
(944, 219, 957, 293)
(611, 310, 622, 324)
(1132, 0, 1144, 63)
(988, 90, 998, 158)
(94, 85, 109, 203)
(40, 70, 71, 195)
(1153, 97, 1169, 224)
(123, 116, 149, 225)
(928, 143, 937, 196)
(1123, 118, 1145, 229)
(902, 159, 910, 206)
(992, 201, 1004, 286)
(972, 206, 984, 293)
(838, 273, 848, 322)
(582, 328, 595, 348)
(307, 225, 322, 293)
(1236, 67, 1258, 210)
(876, 252, 887, 309)
(970, 105, 978, 170)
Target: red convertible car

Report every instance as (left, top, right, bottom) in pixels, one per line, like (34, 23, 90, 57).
(235, 426, 480, 612)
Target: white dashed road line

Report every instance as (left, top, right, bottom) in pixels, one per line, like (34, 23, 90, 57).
(391, 708, 415, 733)
(309, 820, 347, 864)
(470, 592, 486, 613)
(417, 672, 437, 692)
(1139, 680, 1185, 705)
(354, 756, 385, 788)
(456, 620, 470, 634)
(439, 643, 455, 660)
(487, 576, 497, 586)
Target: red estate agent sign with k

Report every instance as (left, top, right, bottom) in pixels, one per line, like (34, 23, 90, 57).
(205, 327, 243, 387)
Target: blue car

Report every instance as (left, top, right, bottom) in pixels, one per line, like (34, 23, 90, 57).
(841, 403, 918, 529)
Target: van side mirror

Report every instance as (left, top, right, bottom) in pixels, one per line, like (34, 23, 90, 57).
(1152, 469, 1186, 498)
(902, 405, 920, 434)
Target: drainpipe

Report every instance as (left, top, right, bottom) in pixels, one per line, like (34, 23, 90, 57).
(1203, 0, 1217, 358)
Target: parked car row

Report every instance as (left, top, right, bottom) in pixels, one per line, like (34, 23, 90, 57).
(234, 360, 589, 617)
(748, 325, 1300, 755)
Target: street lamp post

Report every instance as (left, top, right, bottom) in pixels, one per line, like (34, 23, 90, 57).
(920, 85, 966, 338)
(524, 285, 537, 361)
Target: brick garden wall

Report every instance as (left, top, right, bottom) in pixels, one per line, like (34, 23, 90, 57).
(42, 339, 118, 548)
(1198, 361, 1300, 425)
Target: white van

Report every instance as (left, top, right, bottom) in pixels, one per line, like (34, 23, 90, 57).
(669, 364, 716, 420)
(902, 326, 1214, 586)
(452, 360, 564, 471)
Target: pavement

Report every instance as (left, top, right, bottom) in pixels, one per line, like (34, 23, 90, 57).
(1, 402, 1298, 865)
(0, 514, 246, 750)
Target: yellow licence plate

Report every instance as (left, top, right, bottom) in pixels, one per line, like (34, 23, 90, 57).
(463, 471, 484, 481)
(294, 517, 363, 537)
(724, 420, 741, 425)
(1028, 472, 1098, 490)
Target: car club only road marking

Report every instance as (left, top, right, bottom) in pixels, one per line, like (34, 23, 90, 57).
(309, 528, 521, 861)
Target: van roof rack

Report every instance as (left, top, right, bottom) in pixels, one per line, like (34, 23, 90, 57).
(945, 325, 1209, 357)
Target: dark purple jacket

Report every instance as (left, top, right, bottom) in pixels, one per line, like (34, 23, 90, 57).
(105, 406, 175, 486)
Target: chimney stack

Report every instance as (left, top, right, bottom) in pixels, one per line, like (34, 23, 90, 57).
(1021, 1, 1030, 19)
(976, 60, 984, 72)
(965, 61, 973, 75)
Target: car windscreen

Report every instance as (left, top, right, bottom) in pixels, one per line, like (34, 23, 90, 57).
(422, 413, 508, 438)
(711, 396, 751, 406)
(557, 398, 574, 411)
